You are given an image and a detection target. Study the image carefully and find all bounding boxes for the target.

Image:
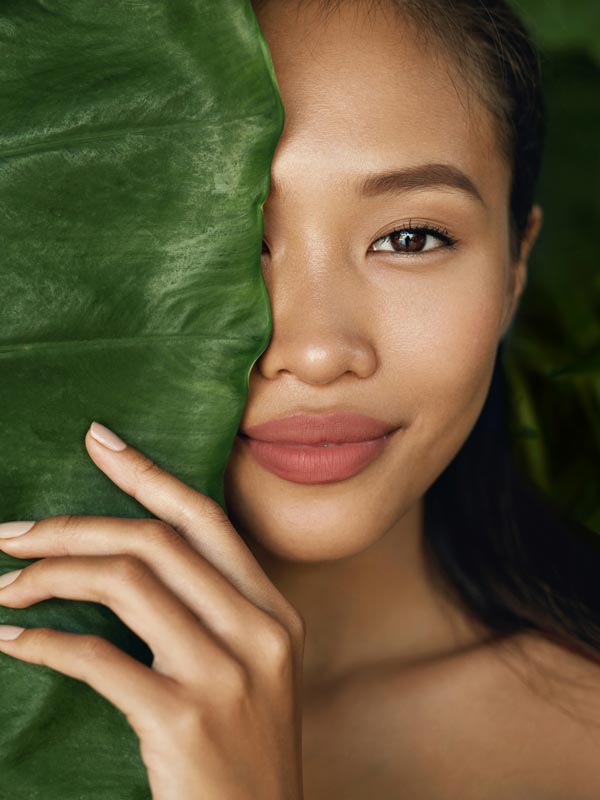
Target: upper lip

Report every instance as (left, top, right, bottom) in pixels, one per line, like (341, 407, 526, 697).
(238, 412, 401, 445)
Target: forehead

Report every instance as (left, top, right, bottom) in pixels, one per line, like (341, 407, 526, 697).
(254, 0, 508, 200)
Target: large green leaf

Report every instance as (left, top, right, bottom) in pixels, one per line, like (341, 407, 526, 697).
(0, 1, 283, 796)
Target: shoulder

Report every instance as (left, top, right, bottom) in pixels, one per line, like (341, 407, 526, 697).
(493, 630, 600, 796)
(309, 630, 600, 798)
(388, 630, 600, 799)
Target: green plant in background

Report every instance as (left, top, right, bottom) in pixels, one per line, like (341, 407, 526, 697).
(512, 0, 600, 65)
(0, 1, 282, 796)
(504, 1, 600, 533)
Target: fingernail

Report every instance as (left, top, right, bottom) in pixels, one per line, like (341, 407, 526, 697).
(89, 421, 127, 452)
(0, 521, 36, 538)
(0, 625, 25, 640)
(0, 570, 22, 589)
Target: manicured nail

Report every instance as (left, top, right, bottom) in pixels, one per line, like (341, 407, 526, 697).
(0, 521, 36, 538)
(89, 421, 127, 452)
(0, 570, 22, 589)
(0, 625, 25, 640)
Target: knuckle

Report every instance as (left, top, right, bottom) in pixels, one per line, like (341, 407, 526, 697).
(52, 514, 81, 551)
(288, 610, 307, 646)
(278, 600, 306, 644)
(190, 494, 228, 526)
(167, 692, 210, 737)
(144, 520, 182, 549)
(171, 661, 250, 735)
(221, 657, 251, 700)
(144, 681, 192, 731)
(74, 634, 114, 665)
(259, 618, 294, 668)
(131, 457, 163, 499)
(110, 554, 152, 588)
(136, 456, 161, 479)
(53, 513, 79, 532)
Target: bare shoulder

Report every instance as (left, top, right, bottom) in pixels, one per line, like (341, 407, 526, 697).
(390, 629, 600, 799)
(492, 630, 600, 795)
(303, 630, 600, 799)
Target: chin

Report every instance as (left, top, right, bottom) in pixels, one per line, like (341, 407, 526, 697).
(223, 457, 406, 564)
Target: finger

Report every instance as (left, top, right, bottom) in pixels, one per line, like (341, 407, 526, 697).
(0, 516, 278, 664)
(0, 555, 237, 688)
(84, 423, 297, 626)
(85, 422, 228, 538)
(0, 626, 181, 737)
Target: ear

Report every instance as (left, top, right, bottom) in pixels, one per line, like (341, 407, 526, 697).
(500, 203, 543, 340)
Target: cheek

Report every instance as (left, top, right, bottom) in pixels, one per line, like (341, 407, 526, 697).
(389, 259, 506, 429)
(372, 260, 507, 508)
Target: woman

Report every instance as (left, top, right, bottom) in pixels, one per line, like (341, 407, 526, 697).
(0, 0, 598, 796)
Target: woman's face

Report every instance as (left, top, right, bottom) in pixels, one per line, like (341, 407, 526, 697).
(224, 0, 528, 562)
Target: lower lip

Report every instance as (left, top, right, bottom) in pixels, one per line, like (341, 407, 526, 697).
(236, 429, 402, 484)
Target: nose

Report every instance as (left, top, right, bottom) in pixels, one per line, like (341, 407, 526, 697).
(254, 256, 378, 385)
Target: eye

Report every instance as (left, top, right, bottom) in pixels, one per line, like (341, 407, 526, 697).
(369, 223, 457, 255)
(261, 223, 457, 257)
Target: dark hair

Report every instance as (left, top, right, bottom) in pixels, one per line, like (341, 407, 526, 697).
(425, 342, 600, 669)
(252, 0, 600, 675)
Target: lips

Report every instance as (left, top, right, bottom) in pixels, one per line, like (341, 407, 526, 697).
(236, 427, 401, 484)
(237, 412, 404, 484)
(239, 411, 400, 445)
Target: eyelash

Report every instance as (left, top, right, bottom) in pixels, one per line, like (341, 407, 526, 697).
(260, 221, 458, 256)
(369, 221, 458, 256)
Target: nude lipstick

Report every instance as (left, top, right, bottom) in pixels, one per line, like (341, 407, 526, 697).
(237, 412, 402, 485)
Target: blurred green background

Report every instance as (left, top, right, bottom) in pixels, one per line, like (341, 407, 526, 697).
(503, 0, 599, 533)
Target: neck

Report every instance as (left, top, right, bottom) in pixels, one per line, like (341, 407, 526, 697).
(246, 495, 490, 695)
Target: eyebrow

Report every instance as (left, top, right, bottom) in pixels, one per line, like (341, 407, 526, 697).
(355, 162, 486, 207)
(268, 161, 487, 208)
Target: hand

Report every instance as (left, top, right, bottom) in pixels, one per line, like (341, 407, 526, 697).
(0, 422, 306, 800)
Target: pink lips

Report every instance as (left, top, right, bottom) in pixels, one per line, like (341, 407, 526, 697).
(237, 412, 402, 484)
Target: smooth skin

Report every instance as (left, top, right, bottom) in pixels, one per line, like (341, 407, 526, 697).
(1, 1, 600, 798)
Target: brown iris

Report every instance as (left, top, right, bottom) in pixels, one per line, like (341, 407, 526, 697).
(389, 230, 427, 252)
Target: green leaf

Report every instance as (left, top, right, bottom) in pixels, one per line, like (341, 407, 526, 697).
(0, 1, 282, 796)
